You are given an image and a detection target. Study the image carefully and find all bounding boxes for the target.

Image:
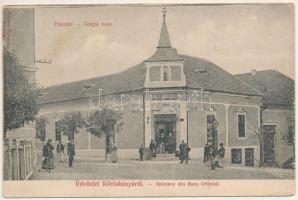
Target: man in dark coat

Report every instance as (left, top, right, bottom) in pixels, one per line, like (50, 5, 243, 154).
(184, 144, 191, 164)
(218, 143, 225, 168)
(179, 140, 186, 163)
(56, 141, 65, 162)
(149, 140, 156, 158)
(67, 139, 76, 167)
(209, 144, 217, 170)
(139, 144, 145, 161)
(204, 143, 210, 163)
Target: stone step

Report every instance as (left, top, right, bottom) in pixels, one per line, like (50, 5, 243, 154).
(154, 153, 177, 160)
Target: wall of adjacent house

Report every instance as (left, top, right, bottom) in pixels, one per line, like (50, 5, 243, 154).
(187, 91, 261, 166)
(262, 108, 295, 167)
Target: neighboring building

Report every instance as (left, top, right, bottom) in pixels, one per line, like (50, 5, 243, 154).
(4, 8, 37, 138)
(235, 70, 295, 167)
(38, 9, 265, 166)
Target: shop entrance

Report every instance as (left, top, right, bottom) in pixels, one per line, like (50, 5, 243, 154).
(154, 114, 176, 154)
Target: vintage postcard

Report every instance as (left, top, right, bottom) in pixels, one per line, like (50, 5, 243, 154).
(1, 1, 296, 197)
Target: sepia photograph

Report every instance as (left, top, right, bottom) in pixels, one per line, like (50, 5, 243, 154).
(2, 2, 295, 197)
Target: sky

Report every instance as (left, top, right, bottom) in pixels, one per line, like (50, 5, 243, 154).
(34, 4, 295, 87)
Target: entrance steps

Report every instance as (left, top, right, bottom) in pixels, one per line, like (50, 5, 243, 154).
(154, 153, 178, 161)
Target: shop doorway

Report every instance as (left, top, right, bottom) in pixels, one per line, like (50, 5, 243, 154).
(263, 125, 276, 166)
(154, 114, 176, 154)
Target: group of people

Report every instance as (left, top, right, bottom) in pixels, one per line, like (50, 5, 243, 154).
(138, 140, 159, 161)
(204, 142, 225, 170)
(139, 139, 225, 169)
(41, 138, 225, 170)
(41, 139, 76, 173)
(138, 139, 192, 164)
(155, 132, 176, 154)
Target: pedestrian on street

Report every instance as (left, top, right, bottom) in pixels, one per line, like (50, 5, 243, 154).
(110, 142, 118, 163)
(209, 144, 217, 170)
(67, 139, 76, 167)
(184, 144, 191, 164)
(139, 144, 145, 161)
(42, 139, 55, 173)
(218, 143, 225, 168)
(56, 140, 65, 162)
(203, 143, 210, 163)
(179, 140, 186, 163)
(149, 140, 156, 159)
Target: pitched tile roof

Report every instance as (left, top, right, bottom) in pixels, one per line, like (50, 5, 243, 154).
(39, 55, 263, 104)
(234, 70, 294, 108)
(39, 61, 146, 104)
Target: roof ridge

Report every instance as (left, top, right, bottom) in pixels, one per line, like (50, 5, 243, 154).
(180, 54, 263, 96)
(43, 61, 145, 89)
(234, 69, 293, 81)
(233, 76, 264, 96)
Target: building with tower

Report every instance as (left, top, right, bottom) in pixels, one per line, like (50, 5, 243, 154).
(37, 7, 294, 167)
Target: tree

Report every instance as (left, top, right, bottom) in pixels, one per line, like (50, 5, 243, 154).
(3, 48, 39, 138)
(35, 116, 48, 142)
(59, 112, 86, 140)
(86, 108, 123, 160)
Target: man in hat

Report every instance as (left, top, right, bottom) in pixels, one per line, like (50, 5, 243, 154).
(56, 140, 65, 162)
(67, 139, 76, 167)
(204, 143, 210, 163)
(218, 143, 225, 168)
(139, 144, 145, 161)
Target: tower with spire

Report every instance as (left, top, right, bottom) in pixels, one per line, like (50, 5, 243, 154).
(144, 6, 186, 88)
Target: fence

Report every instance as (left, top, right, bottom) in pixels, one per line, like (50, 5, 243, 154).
(3, 138, 38, 180)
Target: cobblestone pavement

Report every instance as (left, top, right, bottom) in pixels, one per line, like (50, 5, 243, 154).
(31, 156, 295, 180)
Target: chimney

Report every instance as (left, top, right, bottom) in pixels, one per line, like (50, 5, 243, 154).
(251, 69, 257, 76)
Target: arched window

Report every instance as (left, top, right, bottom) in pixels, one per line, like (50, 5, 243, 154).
(163, 66, 169, 81)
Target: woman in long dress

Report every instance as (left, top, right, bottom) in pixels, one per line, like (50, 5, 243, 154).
(42, 139, 55, 172)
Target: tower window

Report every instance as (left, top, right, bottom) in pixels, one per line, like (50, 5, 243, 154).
(171, 66, 181, 81)
(163, 66, 169, 81)
(149, 66, 161, 81)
